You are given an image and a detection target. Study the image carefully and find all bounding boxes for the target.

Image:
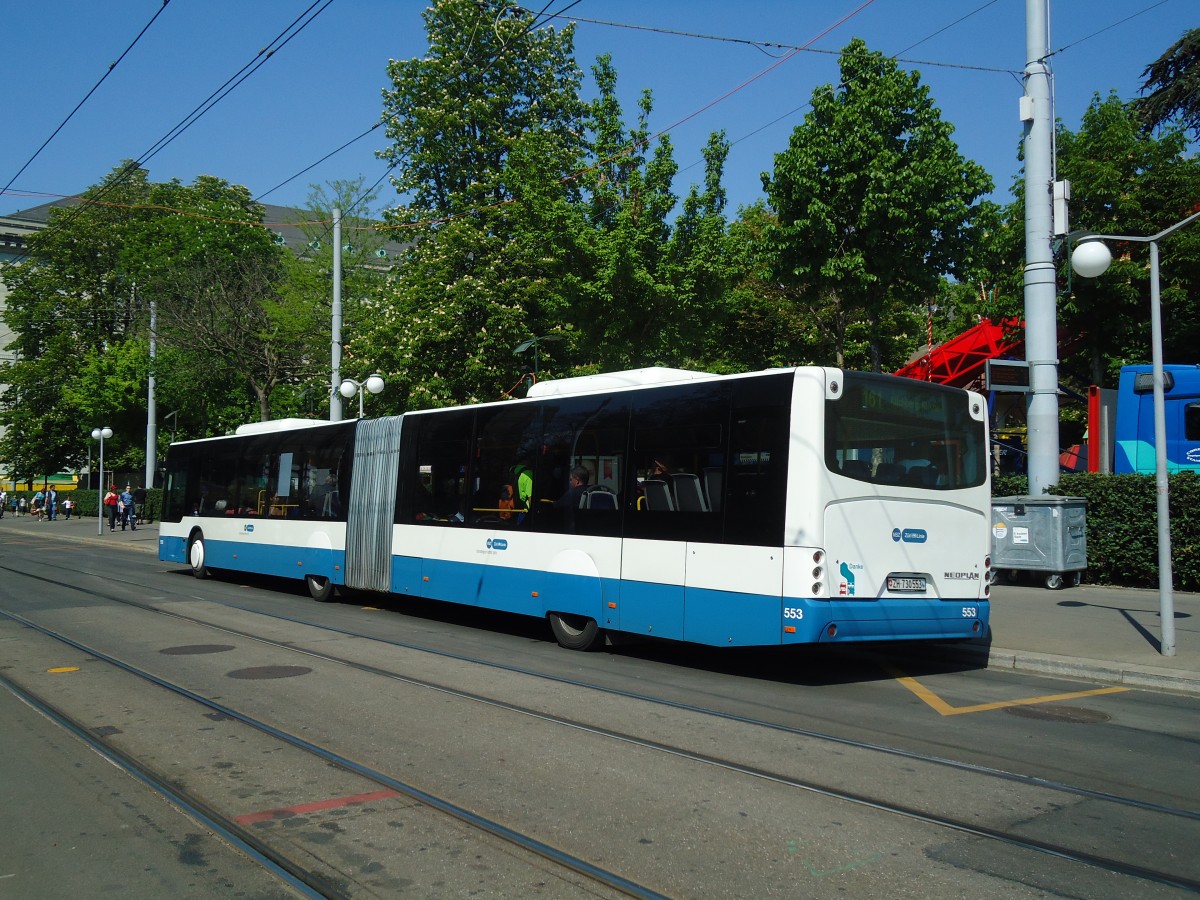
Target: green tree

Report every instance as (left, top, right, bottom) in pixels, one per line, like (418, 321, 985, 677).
(364, 0, 588, 408)
(378, 0, 585, 218)
(572, 54, 680, 371)
(277, 177, 395, 418)
(1, 165, 295, 483)
(763, 38, 993, 372)
(1, 163, 156, 480)
(1059, 93, 1200, 385)
(1134, 27, 1200, 139)
(707, 202, 825, 371)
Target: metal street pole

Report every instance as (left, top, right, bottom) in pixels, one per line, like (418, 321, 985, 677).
(1071, 208, 1200, 657)
(146, 295, 157, 487)
(330, 207, 344, 422)
(91, 427, 112, 535)
(1022, 0, 1061, 496)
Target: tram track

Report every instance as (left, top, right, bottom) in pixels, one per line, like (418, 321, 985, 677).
(7, 561, 1198, 825)
(3, 561, 1200, 894)
(0, 606, 664, 899)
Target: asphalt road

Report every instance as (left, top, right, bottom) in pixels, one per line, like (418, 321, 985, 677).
(2, 530, 1197, 897)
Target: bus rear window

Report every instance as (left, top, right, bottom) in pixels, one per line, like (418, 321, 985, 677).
(826, 373, 986, 490)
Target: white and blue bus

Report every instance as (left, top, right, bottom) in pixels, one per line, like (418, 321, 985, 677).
(159, 367, 992, 650)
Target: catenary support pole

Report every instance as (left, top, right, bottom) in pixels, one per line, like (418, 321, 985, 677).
(330, 207, 344, 422)
(146, 296, 157, 487)
(1023, 0, 1061, 496)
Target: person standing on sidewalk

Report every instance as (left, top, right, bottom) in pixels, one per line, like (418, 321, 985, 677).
(119, 485, 137, 531)
(103, 485, 120, 532)
(0, 489, 6, 519)
(46, 486, 57, 521)
(134, 484, 147, 524)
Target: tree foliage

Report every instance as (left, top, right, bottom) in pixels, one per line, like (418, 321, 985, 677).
(0, 164, 297, 480)
(763, 38, 993, 372)
(1134, 27, 1200, 139)
(1058, 93, 1200, 386)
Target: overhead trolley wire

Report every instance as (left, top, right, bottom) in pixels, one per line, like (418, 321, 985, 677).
(0, 0, 173, 201)
(261, 0, 584, 255)
(5, 0, 336, 267)
(1041, 0, 1175, 60)
(132, 0, 336, 170)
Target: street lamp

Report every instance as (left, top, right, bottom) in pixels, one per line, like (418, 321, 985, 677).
(338, 374, 385, 418)
(1070, 208, 1200, 658)
(90, 427, 113, 536)
(514, 334, 564, 383)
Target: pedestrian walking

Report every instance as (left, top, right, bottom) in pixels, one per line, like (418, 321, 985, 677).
(119, 485, 137, 531)
(103, 485, 119, 532)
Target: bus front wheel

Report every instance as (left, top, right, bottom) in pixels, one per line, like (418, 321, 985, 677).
(188, 532, 209, 579)
(306, 574, 335, 603)
(548, 612, 602, 651)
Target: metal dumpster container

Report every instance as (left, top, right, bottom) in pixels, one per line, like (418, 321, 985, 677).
(990, 495, 1087, 589)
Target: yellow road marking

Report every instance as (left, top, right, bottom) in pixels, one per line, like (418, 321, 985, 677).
(888, 666, 1128, 716)
(47, 667, 80, 674)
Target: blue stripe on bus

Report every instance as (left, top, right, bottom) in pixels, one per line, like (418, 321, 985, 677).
(161, 535, 988, 646)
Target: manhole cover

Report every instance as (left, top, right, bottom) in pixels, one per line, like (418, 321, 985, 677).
(161, 644, 236, 655)
(227, 666, 312, 680)
(1004, 704, 1111, 724)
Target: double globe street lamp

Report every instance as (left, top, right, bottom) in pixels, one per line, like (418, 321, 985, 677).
(338, 374, 385, 418)
(1069, 208, 1200, 657)
(91, 427, 113, 536)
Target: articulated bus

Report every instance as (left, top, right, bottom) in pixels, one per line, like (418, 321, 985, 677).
(159, 367, 992, 650)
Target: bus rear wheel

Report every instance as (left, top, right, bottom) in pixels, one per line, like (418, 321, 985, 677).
(306, 574, 335, 602)
(548, 612, 602, 651)
(188, 532, 208, 579)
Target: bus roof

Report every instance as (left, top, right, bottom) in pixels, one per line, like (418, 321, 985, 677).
(526, 366, 719, 399)
(233, 418, 341, 436)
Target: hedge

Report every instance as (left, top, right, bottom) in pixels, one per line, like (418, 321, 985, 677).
(992, 472, 1200, 591)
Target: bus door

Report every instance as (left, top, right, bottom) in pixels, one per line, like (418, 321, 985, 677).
(344, 416, 404, 592)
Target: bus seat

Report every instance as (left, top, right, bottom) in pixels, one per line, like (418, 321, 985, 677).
(581, 487, 617, 510)
(908, 465, 940, 487)
(642, 479, 675, 511)
(841, 459, 870, 480)
(703, 467, 722, 512)
(671, 473, 708, 512)
(875, 462, 905, 484)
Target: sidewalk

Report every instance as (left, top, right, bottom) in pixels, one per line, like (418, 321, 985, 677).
(3, 510, 1197, 696)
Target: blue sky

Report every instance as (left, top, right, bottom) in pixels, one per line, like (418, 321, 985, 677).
(1, 1, 1191, 225)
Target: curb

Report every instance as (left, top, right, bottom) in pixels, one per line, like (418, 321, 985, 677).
(927, 641, 1200, 698)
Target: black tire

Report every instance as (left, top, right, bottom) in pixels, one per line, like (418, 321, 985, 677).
(1070, 571, 1083, 587)
(306, 574, 335, 602)
(188, 531, 209, 579)
(1045, 573, 1064, 590)
(548, 611, 603, 651)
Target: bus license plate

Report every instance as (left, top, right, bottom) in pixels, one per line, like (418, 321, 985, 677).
(887, 576, 927, 592)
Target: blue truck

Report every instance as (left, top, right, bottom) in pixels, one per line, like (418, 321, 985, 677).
(1113, 364, 1200, 474)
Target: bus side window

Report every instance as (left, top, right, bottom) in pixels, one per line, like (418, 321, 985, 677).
(399, 411, 473, 525)
(472, 405, 541, 528)
(723, 376, 791, 546)
(627, 382, 726, 544)
(535, 394, 627, 536)
(1186, 403, 1200, 441)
